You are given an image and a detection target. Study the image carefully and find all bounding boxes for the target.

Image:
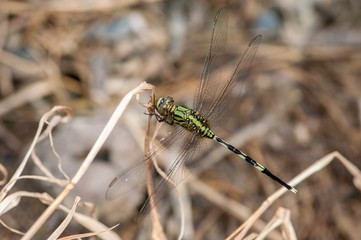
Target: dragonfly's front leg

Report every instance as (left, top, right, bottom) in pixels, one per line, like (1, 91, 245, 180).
(158, 115, 174, 125)
(145, 111, 174, 125)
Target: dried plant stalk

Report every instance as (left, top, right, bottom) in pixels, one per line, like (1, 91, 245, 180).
(20, 82, 155, 240)
(227, 151, 361, 240)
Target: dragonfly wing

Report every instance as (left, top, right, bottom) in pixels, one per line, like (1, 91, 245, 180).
(105, 125, 188, 200)
(136, 133, 208, 221)
(194, 8, 228, 113)
(105, 158, 147, 200)
(206, 35, 262, 130)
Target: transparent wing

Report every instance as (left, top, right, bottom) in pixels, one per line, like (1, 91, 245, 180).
(136, 133, 209, 221)
(205, 35, 261, 128)
(106, 124, 208, 221)
(193, 8, 228, 113)
(105, 125, 188, 200)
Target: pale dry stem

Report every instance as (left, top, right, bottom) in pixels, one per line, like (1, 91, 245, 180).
(143, 91, 168, 240)
(188, 174, 282, 240)
(256, 208, 296, 240)
(0, 106, 72, 202)
(57, 223, 119, 240)
(0, 163, 8, 186)
(17, 82, 154, 239)
(0, 190, 120, 240)
(56, 198, 120, 240)
(31, 114, 70, 182)
(48, 196, 81, 240)
(227, 151, 360, 240)
(0, 219, 25, 236)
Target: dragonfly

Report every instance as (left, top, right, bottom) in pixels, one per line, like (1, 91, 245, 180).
(106, 8, 297, 221)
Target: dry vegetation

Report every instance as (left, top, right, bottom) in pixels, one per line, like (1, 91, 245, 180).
(1, 0, 361, 239)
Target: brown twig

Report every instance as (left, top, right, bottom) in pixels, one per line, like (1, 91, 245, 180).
(143, 91, 168, 240)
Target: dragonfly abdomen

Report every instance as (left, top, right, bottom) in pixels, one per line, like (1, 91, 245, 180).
(214, 136, 297, 193)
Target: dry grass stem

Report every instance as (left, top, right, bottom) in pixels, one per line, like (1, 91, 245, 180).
(0, 219, 25, 236)
(19, 82, 154, 239)
(7, 175, 68, 188)
(55, 198, 121, 240)
(140, 91, 186, 239)
(0, 106, 72, 202)
(189, 174, 282, 240)
(256, 208, 296, 240)
(143, 93, 167, 240)
(48, 196, 81, 240)
(0, 80, 58, 119)
(192, 209, 222, 240)
(0, 50, 44, 76)
(0, 191, 53, 219)
(31, 151, 61, 182)
(57, 223, 119, 240)
(288, 151, 361, 192)
(227, 151, 360, 239)
(46, 0, 158, 12)
(0, 163, 8, 186)
(56, 224, 119, 240)
(30, 114, 69, 181)
(47, 120, 70, 181)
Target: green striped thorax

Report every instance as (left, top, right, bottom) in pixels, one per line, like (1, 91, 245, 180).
(156, 96, 214, 138)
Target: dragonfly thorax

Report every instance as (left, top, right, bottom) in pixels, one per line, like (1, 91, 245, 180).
(156, 96, 215, 138)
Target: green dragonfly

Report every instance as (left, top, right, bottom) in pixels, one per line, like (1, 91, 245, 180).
(106, 8, 296, 220)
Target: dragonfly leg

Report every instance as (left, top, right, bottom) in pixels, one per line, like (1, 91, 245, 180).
(158, 116, 174, 125)
(145, 111, 174, 125)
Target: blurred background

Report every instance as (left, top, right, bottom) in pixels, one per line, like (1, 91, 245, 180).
(0, 0, 360, 239)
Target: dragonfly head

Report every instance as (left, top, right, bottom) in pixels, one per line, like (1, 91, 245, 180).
(156, 96, 174, 116)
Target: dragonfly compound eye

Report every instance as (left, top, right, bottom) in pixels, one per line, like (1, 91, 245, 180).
(156, 97, 174, 116)
(156, 97, 164, 108)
